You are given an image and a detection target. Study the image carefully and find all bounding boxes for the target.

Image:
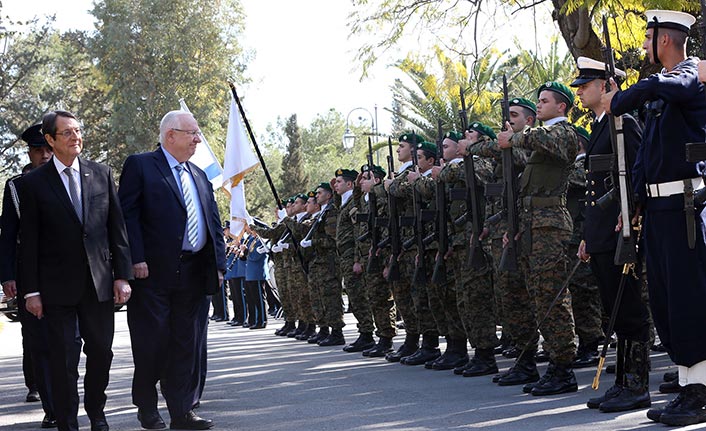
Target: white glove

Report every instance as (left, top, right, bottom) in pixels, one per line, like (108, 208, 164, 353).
(256, 245, 267, 254)
(271, 244, 282, 253)
(280, 242, 290, 250)
(300, 239, 312, 248)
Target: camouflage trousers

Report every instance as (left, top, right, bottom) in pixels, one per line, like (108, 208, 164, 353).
(273, 257, 295, 322)
(491, 237, 537, 349)
(308, 253, 344, 329)
(421, 251, 450, 337)
(340, 253, 374, 334)
(431, 247, 469, 341)
(389, 254, 419, 335)
(289, 258, 314, 323)
(408, 251, 440, 336)
(450, 245, 499, 350)
(363, 258, 397, 339)
(520, 226, 576, 364)
(567, 255, 604, 346)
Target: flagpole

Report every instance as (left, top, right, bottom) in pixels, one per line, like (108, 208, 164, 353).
(228, 82, 308, 274)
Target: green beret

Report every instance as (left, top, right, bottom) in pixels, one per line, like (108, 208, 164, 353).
(468, 122, 497, 140)
(286, 196, 295, 204)
(444, 130, 464, 142)
(398, 132, 426, 144)
(316, 182, 332, 193)
(537, 81, 575, 107)
(361, 164, 386, 179)
(295, 193, 308, 202)
(416, 141, 438, 159)
(509, 97, 537, 115)
(573, 125, 590, 142)
(334, 168, 358, 181)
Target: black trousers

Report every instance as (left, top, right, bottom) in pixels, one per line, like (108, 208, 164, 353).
(128, 250, 210, 419)
(228, 277, 246, 323)
(18, 295, 55, 417)
(44, 284, 114, 431)
(590, 251, 650, 342)
(244, 279, 267, 326)
(210, 282, 229, 319)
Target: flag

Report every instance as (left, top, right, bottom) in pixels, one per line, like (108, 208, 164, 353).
(179, 99, 224, 188)
(223, 96, 260, 238)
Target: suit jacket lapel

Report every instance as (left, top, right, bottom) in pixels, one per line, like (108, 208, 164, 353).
(153, 149, 186, 210)
(587, 116, 609, 156)
(187, 161, 212, 222)
(43, 159, 82, 225)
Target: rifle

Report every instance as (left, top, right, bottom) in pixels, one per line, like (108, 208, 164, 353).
(302, 198, 333, 243)
(591, 16, 639, 390)
(409, 134, 428, 285)
(361, 137, 382, 273)
(458, 86, 486, 269)
(380, 137, 402, 282)
(498, 75, 519, 272)
(431, 119, 448, 284)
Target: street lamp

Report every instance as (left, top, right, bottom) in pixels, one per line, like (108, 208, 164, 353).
(342, 106, 378, 151)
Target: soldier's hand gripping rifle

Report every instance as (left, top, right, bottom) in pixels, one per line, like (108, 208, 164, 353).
(498, 75, 519, 272)
(432, 119, 449, 284)
(457, 87, 485, 269)
(378, 137, 402, 282)
(409, 134, 428, 285)
(361, 137, 382, 273)
(302, 197, 334, 243)
(591, 16, 639, 391)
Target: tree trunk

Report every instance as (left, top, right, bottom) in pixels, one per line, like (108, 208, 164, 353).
(552, 3, 603, 61)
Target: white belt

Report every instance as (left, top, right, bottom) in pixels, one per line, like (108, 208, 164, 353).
(646, 177, 705, 198)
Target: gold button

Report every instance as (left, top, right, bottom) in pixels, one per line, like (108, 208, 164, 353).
(591, 181, 595, 185)
(591, 191, 595, 196)
(591, 202, 596, 206)
(585, 191, 589, 196)
(585, 169, 589, 174)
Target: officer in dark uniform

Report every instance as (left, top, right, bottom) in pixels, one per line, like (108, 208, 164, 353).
(603, 10, 706, 426)
(0, 123, 56, 428)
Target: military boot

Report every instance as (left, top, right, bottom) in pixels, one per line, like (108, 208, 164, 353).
(363, 337, 394, 358)
(296, 323, 317, 341)
(385, 333, 419, 363)
(343, 332, 375, 353)
(275, 321, 295, 336)
(588, 338, 626, 409)
(599, 341, 651, 412)
(497, 351, 540, 386)
(402, 333, 441, 365)
(462, 348, 499, 377)
(572, 338, 600, 368)
(658, 384, 706, 426)
(432, 338, 470, 370)
(308, 326, 329, 344)
(660, 370, 682, 394)
(287, 320, 306, 338)
(318, 328, 346, 346)
(530, 363, 578, 396)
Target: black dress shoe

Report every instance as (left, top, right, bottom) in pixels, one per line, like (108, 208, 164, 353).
(213, 317, 228, 322)
(572, 349, 599, 368)
(90, 417, 109, 431)
(138, 408, 166, 429)
(26, 390, 40, 402)
(41, 414, 57, 428)
(170, 411, 213, 430)
(249, 322, 267, 329)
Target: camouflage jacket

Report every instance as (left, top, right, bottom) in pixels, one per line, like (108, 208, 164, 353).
(336, 191, 357, 260)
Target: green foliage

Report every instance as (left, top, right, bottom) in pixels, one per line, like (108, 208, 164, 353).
(90, 0, 250, 168)
(280, 114, 309, 198)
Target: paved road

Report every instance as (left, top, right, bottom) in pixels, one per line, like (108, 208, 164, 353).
(0, 311, 698, 430)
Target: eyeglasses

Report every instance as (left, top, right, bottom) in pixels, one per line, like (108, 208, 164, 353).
(171, 128, 201, 136)
(56, 127, 83, 138)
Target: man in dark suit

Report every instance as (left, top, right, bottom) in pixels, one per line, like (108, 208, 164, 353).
(0, 123, 56, 428)
(18, 110, 133, 431)
(571, 57, 651, 413)
(118, 110, 225, 430)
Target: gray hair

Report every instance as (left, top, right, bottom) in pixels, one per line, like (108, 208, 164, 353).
(159, 111, 194, 143)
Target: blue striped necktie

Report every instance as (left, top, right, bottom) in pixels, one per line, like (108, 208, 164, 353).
(176, 164, 198, 247)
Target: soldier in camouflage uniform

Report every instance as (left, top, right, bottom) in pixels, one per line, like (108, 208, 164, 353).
(497, 81, 579, 396)
(356, 165, 398, 357)
(441, 125, 500, 377)
(400, 142, 445, 366)
(332, 168, 377, 353)
(566, 126, 604, 368)
(384, 133, 426, 362)
(298, 182, 345, 346)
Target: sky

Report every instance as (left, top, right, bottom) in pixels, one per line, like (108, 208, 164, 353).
(3, 0, 560, 144)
